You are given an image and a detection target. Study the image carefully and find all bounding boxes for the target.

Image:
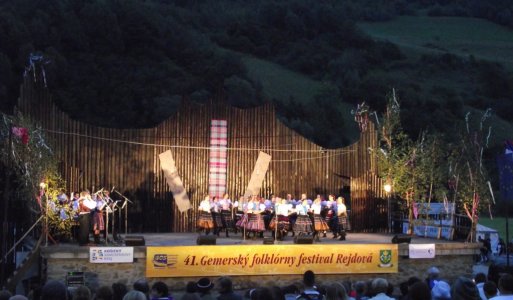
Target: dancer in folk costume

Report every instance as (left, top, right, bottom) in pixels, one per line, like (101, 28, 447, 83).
(293, 199, 313, 235)
(235, 196, 248, 231)
(211, 196, 224, 236)
(246, 196, 266, 238)
(219, 193, 234, 237)
(197, 195, 215, 234)
(270, 198, 292, 240)
(336, 196, 350, 240)
(311, 197, 330, 241)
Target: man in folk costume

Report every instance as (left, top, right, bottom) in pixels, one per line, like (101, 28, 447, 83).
(198, 195, 215, 235)
(325, 194, 338, 238)
(336, 196, 350, 240)
(92, 190, 106, 244)
(286, 193, 298, 236)
(311, 197, 329, 242)
(219, 193, 234, 237)
(78, 190, 96, 246)
(211, 196, 224, 236)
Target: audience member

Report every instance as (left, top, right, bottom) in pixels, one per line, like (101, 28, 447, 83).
(407, 281, 431, 300)
(151, 281, 172, 300)
(483, 281, 498, 299)
(73, 285, 92, 300)
(297, 271, 321, 300)
(475, 273, 488, 300)
(369, 278, 394, 300)
(95, 285, 114, 300)
(325, 283, 349, 300)
(431, 281, 451, 300)
(451, 277, 480, 300)
(425, 267, 440, 289)
(353, 281, 368, 300)
(217, 277, 242, 300)
(123, 291, 147, 300)
(0, 290, 12, 300)
(269, 286, 285, 300)
(197, 278, 215, 300)
(491, 274, 513, 299)
(282, 285, 300, 300)
(112, 282, 128, 300)
(250, 288, 273, 300)
(181, 282, 200, 300)
(133, 279, 150, 299)
(41, 280, 69, 300)
(9, 296, 28, 300)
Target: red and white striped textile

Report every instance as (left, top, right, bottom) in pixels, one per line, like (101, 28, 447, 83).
(209, 120, 228, 197)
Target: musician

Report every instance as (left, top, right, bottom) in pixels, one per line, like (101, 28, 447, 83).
(219, 193, 233, 237)
(311, 197, 330, 242)
(92, 191, 106, 244)
(197, 195, 215, 235)
(293, 199, 313, 236)
(325, 195, 338, 239)
(211, 196, 223, 236)
(286, 194, 298, 236)
(336, 196, 350, 240)
(235, 196, 247, 231)
(78, 190, 96, 246)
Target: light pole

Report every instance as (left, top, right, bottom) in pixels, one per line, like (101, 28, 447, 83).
(40, 181, 48, 246)
(384, 183, 392, 233)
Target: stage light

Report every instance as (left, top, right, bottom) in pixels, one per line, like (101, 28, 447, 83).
(384, 183, 392, 193)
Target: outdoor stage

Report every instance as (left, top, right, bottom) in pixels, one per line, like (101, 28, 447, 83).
(41, 232, 481, 292)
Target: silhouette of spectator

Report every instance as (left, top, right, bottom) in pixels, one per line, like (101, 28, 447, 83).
(217, 277, 242, 300)
(494, 273, 513, 299)
(181, 282, 200, 300)
(123, 290, 147, 300)
(73, 285, 92, 300)
(407, 281, 430, 300)
(431, 280, 451, 300)
(112, 282, 128, 300)
(151, 281, 173, 300)
(41, 280, 69, 300)
(483, 281, 497, 299)
(95, 285, 114, 300)
(451, 277, 480, 300)
(133, 279, 150, 299)
(0, 290, 12, 300)
(369, 278, 394, 300)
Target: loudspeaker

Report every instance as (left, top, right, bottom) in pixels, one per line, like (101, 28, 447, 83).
(294, 236, 314, 244)
(263, 237, 274, 245)
(392, 234, 411, 244)
(197, 235, 217, 245)
(125, 235, 145, 246)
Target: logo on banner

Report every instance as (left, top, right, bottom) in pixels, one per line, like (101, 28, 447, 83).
(152, 254, 178, 269)
(379, 249, 393, 268)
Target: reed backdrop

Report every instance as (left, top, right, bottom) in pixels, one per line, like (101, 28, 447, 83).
(18, 79, 387, 233)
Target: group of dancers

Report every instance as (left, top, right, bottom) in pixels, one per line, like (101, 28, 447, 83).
(197, 193, 350, 241)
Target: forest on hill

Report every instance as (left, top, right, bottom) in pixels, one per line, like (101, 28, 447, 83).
(1, 0, 512, 149)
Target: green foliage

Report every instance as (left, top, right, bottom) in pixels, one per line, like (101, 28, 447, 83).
(0, 111, 70, 238)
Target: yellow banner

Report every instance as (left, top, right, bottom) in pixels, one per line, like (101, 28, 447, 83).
(146, 244, 397, 277)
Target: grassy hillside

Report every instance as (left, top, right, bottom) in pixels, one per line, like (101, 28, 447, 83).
(359, 16, 513, 69)
(241, 55, 360, 143)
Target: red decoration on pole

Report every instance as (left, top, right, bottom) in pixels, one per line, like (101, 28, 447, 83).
(12, 127, 29, 145)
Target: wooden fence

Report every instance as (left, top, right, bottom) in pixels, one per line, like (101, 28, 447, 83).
(18, 79, 387, 232)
